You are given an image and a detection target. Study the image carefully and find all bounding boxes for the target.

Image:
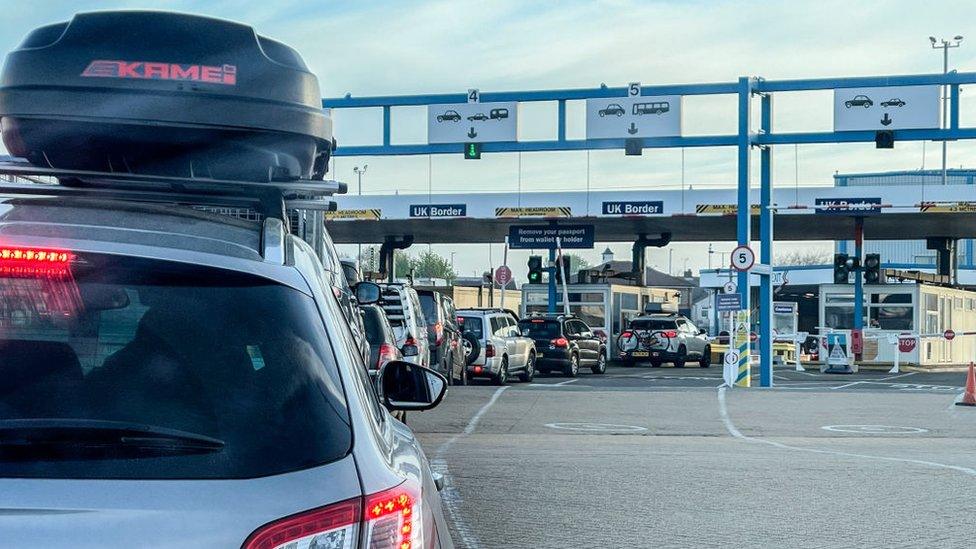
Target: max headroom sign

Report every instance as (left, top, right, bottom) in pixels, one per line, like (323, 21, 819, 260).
(81, 60, 238, 85)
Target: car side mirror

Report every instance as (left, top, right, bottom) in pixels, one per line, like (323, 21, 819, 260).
(699, 329, 707, 335)
(354, 281, 380, 305)
(379, 361, 447, 412)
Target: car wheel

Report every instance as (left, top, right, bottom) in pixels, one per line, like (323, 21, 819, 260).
(494, 357, 509, 385)
(673, 346, 687, 368)
(564, 353, 579, 377)
(591, 351, 607, 374)
(599, 112, 605, 117)
(699, 346, 712, 368)
(620, 358, 634, 367)
(519, 352, 535, 382)
(463, 333, 480, 366)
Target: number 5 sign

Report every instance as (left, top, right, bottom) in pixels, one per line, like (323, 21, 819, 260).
(731, 245, 755, 272)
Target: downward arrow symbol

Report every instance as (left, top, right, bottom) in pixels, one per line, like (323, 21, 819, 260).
(467, 127, 478, 138)
(627, 122, 638, 135)
(881, 113, 892, 126)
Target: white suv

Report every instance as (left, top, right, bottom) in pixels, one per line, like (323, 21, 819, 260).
(457, 308, 536, 384)
(378, 283, 430, 368)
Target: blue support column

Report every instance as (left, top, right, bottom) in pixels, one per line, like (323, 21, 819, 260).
(557, 100, 567, 142)
(853, 217, 865, 334)
(382, 106, 391, 147)
(548, 247, 557, 314)
(736, 77, 753, 317)
(759, 93, 774, 388)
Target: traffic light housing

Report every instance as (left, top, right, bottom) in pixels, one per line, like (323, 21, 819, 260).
(555, 255, 571, 283)
(833, 253, 850, 284)
(864, 253, 881, 284)
(527, 255, 543, 284)
(464, 142, 481, 159)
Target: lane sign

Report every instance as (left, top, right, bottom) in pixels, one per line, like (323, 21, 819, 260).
(815, 197, 882, 215)
(628, 82, 641, 97)
(723, 281, 737, 294)
(428, 101, 517, 143)
(494, 265, 512, 285)
(602, 200, 664, 215)
(834, 85, 940, 131)
(716, 293, 742, 312)
(409, 203, 467, 217)
(898, 335, 916, 353)
(944, 329, 956, 341)
(508, 225, 595, 249)
(467, 88, 479, 103)
(585, 95, 682, 139)
(730, 245, 755, 271)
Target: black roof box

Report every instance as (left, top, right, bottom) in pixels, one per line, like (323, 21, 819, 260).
(0, 11, 333, 182)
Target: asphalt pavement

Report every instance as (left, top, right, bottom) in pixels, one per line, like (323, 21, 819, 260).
(411, 365, 976, 548)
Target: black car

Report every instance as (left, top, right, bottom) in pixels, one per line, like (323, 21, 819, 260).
(598, 103, 625, 117)
(518, 315, 606, 377)
(361, 303, 403, 375)
(418, 289, 466, 385)
(881, 98, 906, 107)
(467, 113, 489, 121)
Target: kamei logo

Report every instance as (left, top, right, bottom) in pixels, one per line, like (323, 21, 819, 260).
(81, 60, 237, 85)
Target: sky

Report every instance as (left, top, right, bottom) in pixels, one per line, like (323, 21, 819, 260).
(2, 0, 975, 278)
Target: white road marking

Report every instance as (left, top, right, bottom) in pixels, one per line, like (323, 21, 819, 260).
(434, 386, 508, 549)
(554, 378, 579, 386)
(821, 424, 928, 434)
(879, 372, 916, 382)
(717, 387, 976, 477)
(831, 381, 864, 390)
(948, 392, 967, 410)
(544, 422, 647, 432)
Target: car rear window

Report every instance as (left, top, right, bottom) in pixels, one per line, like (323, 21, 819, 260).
(418, 293, 439, 325)
(458, 315, 483, 338)
(0, 252, 351, 480)
(630, 318, 678, 330)
(518, 319, 560, 339)
(362, 305, 388, 345)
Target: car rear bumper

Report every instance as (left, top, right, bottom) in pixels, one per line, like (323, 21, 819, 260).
(618, 348, 678, 361)
(537, 348, 571, 368)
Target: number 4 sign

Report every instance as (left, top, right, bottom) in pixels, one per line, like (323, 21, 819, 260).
(731, 245, 755, 272)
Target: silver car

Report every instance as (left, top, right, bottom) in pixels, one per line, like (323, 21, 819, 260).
(0, 198, 453, 548)
(457, 308, 536, 384)
(379, 283, 431, 369)
(617, 312, 712, 368)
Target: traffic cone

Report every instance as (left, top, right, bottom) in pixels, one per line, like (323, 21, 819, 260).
(956, 363, 976, 407)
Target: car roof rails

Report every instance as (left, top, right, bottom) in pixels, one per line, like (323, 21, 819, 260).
(0, 155, 346, 224)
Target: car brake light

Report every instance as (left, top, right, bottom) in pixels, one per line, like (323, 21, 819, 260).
(550, 337, 568, 347)
(0, 247, 72, 263)
(242, 497, 361, 549)
(434, 321, 443, 346)
(242, 480, 424, 549)
(662, 330, 677, 338)
(377, 343, 398, 370)
(485, 343, 495, 358)
(621, 331, 633, 339)
(531, 319, 544, 323)
(363, 479, 423, 549)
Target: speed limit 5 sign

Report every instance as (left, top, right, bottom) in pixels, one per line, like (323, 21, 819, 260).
(730, 245, 755, 272)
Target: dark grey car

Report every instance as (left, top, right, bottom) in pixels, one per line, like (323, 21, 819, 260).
(0, 199, 453, 548)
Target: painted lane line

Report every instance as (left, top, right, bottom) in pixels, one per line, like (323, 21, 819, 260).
(879, 372, 916, 382)
(831, 381, 864, 390)
(948, 392, 966, 410)
(717, 387, 976, 477)
(434, 386, 508, 549)
(554, 378, 579, 386)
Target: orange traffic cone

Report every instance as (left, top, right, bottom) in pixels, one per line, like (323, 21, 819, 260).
(957, 363, 976, 407)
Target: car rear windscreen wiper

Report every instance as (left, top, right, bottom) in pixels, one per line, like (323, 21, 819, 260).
(0, 419, 225, 460)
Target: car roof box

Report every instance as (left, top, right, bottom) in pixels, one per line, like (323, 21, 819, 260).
(643, 302, 677, 314)
(0, 11, 333, 183)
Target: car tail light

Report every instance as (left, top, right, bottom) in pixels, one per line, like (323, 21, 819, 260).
(242, 480, 423, 549)
(474, 365, 483, 374)
(662, 330, 677, 338)
(242, 497, 361, 549)
(0, 247, 72, 264)
(621, 330, 633, 339)
(402, 336, 419, 357)
(550, 337, 568, 348)
(485, 343, 495, 358)
(363, 479, 423, 549)
(434, 321, 444, 346)
(377, 343, 398, 370)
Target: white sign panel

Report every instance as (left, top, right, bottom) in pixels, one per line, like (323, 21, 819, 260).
(585, 95, 682, 139)
(428, 102, 517, 143)
(833, 85, 940, 131)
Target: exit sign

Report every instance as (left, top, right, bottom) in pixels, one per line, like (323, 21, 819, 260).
(464, 142, 481, 159)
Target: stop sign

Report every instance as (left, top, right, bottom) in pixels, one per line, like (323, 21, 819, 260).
(898, 335, 916, 353)
(945, 329, 956, 341)
(494, 265, 512, 285)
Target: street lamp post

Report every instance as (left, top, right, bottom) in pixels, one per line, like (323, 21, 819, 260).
(930, 35, 963, 186)
(353, 165, 367, 260)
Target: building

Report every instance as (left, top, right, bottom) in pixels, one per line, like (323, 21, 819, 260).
(579, 248, 700, 315)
